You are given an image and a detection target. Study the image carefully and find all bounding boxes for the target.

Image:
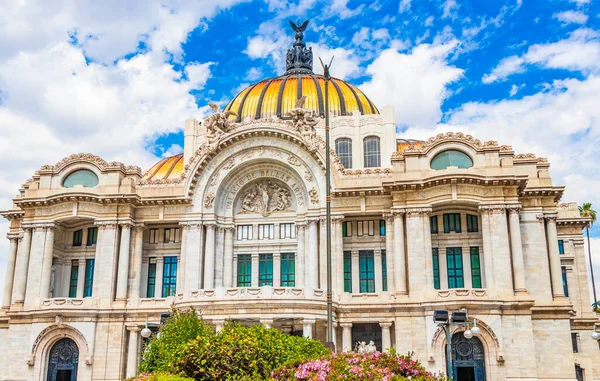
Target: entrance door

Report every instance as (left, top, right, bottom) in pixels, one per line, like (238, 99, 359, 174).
(448, 332, 486, 381)
(47, 338, 79, 381)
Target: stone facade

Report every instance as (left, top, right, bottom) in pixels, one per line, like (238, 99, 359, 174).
(0, 106, 599, 381)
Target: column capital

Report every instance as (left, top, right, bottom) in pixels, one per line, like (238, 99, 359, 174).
(223, 225, 235, 233)
(204, 221, 218, 229)
(260, 318, 274, 325)
(478, 203, 507, 213)
(544, 213, 559, 222)
(302, 318, 316, 325)
(119, 221, 135, 228)
(507, 204, 522, 214)
(390, 208, 406, 217)
(7, 232, 23, 241)
(339, 322, 353, 328)
(379, 322, 393, 329)
(179, 220, 203, 228)
(331, 214, 345, 223)
(94, 220, 119, 228)
(383, 213, 394, 223)
(133, 223, 146, 232)
(319, 215, 328, 223)
(405, 207, 432, 216)
(126, 325, 141, 332)
(307, 218, 319, 226)
(23, 221, 57, 230)
(296, 221, 308, 229)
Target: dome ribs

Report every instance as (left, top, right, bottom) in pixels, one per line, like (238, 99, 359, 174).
(236, 81, 261, 123)
(276, 75, 290, 119)
(330, 78, 347, 116)
(310, 74, 324, 117)
(255, 78, 274, 119)
(343, 81, 364, 115)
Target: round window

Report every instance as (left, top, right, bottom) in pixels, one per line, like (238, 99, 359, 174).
(430, 150, 473, 170)
(63, 169, 99, 188)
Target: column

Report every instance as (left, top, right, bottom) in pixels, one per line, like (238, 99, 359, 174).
(214, 319, 225, 332)
(214, 227, 225, 288)
(405, 208, 431, 297)
(480, 205, 512, 294)
(223, 227, 234, 288)
(204, 224, 216, 289)
(307, 220, 319, 289)
(12, 227, 32, 304)
(302, 318, 315, 339)
(508, 206, 528, 294)
(115, 223, 132, 300)
(393, 211, 407, 295)
(183, 222, 204, 291)
(374, 249, 383, 293)
(351, 250, 359, 293)
(39, 224, 56, 299)
(480, 210, 495, 291)
(2, 234, 19, 308)
(126, 326, 141, 378)
(92, 222, 119, 302)
(319, 216, 327, 289)
(383, 214, 395, 293)
(334, 216, 345, 295)
(155, 258, 164, 298)
(341, 323, 353, 352)
(261, 318, 273, 329)
(140, 259, 148, 298)
(76, 260, 85, 298)
(273, 253, 281, 287)
(332, 321, 338, 351)
(25, 225, 50, 307)
(53, 262, 62, 298)
(546, 214, 565, 299)
(296, 223, 306, 288)
(251, 253, 259, 288)
(177, 223, 188, 292)
(380, 322, 392, 352)
(129, 224, 145, 300)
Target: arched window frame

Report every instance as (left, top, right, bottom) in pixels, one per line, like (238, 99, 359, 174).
(335, 137, 353, 169)
(62, 168, 99, 188)
(430, 149, 473, 170)
(363, 136, 381, 168)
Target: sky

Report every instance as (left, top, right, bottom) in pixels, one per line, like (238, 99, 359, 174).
(0, 0, 599, 301)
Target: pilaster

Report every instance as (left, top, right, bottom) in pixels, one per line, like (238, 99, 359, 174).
(2, 233, 21, 308)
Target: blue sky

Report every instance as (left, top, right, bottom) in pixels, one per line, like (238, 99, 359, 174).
(0, 0, 599, 298)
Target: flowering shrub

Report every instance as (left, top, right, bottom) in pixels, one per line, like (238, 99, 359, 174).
(272, 351, 446, 381)
(139, 308, 329, 380)
(126, 373, 193, 381)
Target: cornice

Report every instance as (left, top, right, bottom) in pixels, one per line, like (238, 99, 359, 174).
(39, 153, 141, 176)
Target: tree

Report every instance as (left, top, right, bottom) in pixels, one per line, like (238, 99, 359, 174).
(579, 202, 598, 310)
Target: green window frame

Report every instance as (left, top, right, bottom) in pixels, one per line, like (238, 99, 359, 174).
(558, 240, 565, 255)
(379, 220, 386, 236)
(343, 251, 352, 293)
(259, 254, 273, 286)
(432, 248, 440, 290)
(470, 247, 482, 288)
(446, 247, 464, 289)
(430, 150, 473, 170)
(237, 254, 252, 287)
(63, 169, 99, 188)
(162, 256, 177, 297)
(359, 250, 375, 293)
(430, 216, 438, 234)
(68, 260, 79, 298)
(342, 221, 352, 237)
(280, 253, 295, 287)
(83, 258, 95, 297)
(467, 214, 479, 233)
(73, 229, 83, 246)
(147, 258, 157, 298)
(562, 266, 569, 297)
(86, 227, 98, 246)
(443, 213, 461, 233)
(382, 250, 388, 292)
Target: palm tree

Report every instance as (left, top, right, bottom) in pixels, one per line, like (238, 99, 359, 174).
(579, 202, 598, 311)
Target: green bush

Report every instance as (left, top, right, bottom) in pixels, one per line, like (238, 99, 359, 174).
(139, 308, 329, 380)
(126, 373, 194, 381)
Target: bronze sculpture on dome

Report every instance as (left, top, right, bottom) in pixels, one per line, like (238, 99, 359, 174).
(285, 19, 313, 74)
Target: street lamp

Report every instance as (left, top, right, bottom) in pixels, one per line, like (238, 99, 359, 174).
(140, 321, 152, 339)
(434, 310, 481, 379)
(592, 330, 600, 341)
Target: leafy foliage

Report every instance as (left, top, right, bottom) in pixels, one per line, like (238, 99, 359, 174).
(139, 308, 329, 381)
(126, 373, 194, 381)
(579, 202, 597, 226)
(272, 350, 446, 381)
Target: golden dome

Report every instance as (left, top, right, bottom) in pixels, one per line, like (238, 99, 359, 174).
(224, 74, 378, 122)
(397, 139, 423, 152)
(143, 154, 184, 181)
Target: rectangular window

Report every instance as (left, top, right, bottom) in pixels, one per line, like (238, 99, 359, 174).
(147, 258, 157, 298)
(280, 223, 296, 239)
(430, 216, 438, 234)
(163, 228, 172, 243)
(83, 258, 95, 297)
(163, 228, 180, 243)
(379, 220, 386, 236)
(356, 220, 375, 236)
(343, 251, 352, 293)
(470, 247, 482, 289)
(68, 260, 79, 298)
(558, 240, 565, 255)
(259, 254, 273, 286)
(359, 250, 375, 293)
(342, 221, 352, 237)
(382, 250, 388, 292)
(562, 266, 569, 297)
(73, 229, 83, 246)
(237, 254, 252, 287)
(86, 227, 98, 246)
(236, 225, 253, 240)
(280, 253, 295, 287)
(467, 214, 479, 233)
(446, 247, 464, 288)
(149, 228, 159, 244)
(162, 256, 178, 297)
(432, 248, 440, 290)
(571, 332, 580, 353)
(443, 213, 461, 233)
(258, 224, 275, 240)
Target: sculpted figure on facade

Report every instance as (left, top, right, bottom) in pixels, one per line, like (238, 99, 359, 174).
(286, 96, 320, 152)
(239, 180, 292, 216)
(204, 102, 238, 152)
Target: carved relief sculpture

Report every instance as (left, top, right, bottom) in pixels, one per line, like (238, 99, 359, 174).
(204, 102, 238, 152)
(285, 96, 320, 152)
(204, 192, 215, 209)
(239, 180, 292, 217)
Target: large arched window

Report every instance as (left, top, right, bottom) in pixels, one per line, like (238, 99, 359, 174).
(335, 138, 353, 169)
(363, 136, 381, 168)
(430, 150, 473, 170)
(63, 170, 99, 188)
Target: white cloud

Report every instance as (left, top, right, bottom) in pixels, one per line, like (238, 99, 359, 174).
(361, 40, 463, 128)
(569, 0, 591, 5)
(425, 16, 435, 27)
(442, 0, 458, 19)
(554, 10, 589, 25)
(327, 0, 364, 19)
(185, 62, 214, 89)
(584, 237, 600, 304)
(311, 45, 360, 80)
(399, 0, 411, 13)
(509, 83, 525, 96)
(483, 28, 600, 83)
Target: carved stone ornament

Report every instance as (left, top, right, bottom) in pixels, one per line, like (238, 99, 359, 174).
(285, 104, 320, 152)
(239, 180, 292, 217)
(308, 187, 319, 204)
(204, 192, 215, 209)
(204, 102, 238, 153)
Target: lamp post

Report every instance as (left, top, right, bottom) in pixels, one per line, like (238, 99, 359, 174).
(140, 321, 152, 339)
(319, 56, 335, 352)
(433, 310, 481, 379)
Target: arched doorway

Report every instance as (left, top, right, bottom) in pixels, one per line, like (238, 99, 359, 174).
(47, 338, 79, 381)
(448, 332, 486, 381)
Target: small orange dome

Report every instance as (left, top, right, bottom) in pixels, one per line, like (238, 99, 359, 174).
(143, 154, 184, 181)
